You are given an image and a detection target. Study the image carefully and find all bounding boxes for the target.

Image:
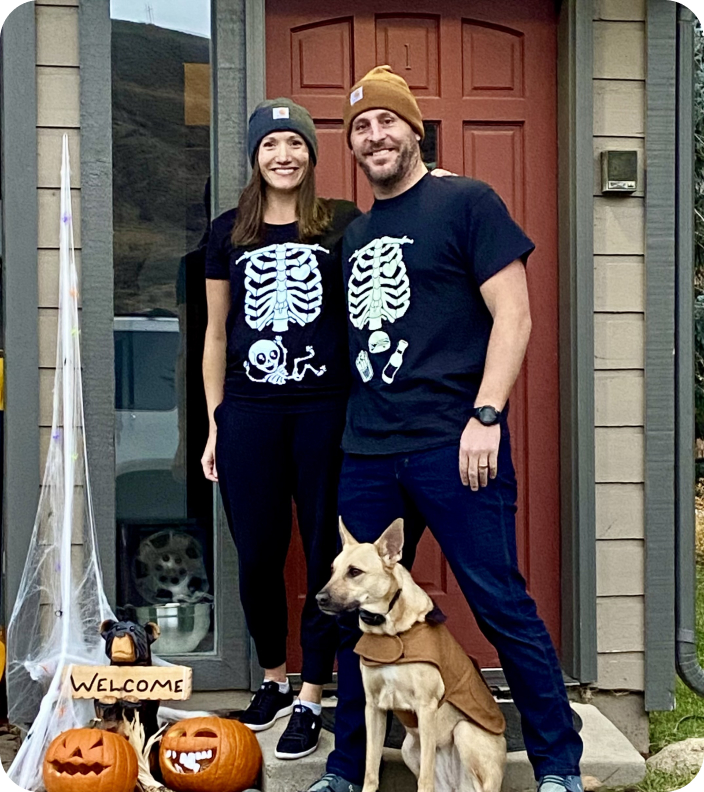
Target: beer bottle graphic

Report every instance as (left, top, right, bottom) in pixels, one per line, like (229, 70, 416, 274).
(382, 340, 408, 384)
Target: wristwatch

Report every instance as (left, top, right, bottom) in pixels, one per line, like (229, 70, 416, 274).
(473, 405, 502, 426)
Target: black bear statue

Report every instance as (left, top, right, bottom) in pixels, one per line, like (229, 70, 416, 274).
(95, 619, 161, 741)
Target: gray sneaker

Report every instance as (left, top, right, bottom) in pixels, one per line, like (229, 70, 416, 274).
(538, 775, 584, 792)
(305, 774, 362, 792)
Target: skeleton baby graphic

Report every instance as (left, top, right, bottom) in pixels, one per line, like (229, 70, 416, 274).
(245, 336, 326, 385)
(237, 242, 328, 332)
(348, 236, 412, 331)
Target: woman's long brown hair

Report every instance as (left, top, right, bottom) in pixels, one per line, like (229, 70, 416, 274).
(231, 158, 334, 246)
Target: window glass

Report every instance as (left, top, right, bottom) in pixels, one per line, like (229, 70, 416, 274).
(421, 122, 439, 171)
(111, 0, 214, 655)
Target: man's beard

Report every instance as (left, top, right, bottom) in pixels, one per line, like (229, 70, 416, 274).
(357, 136, 418, 190)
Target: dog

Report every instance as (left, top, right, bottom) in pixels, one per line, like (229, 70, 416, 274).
(317, 518, 506, 792)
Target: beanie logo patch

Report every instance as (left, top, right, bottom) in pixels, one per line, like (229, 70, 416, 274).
(350, 86, 364, 106)
(273, 107, 290, 119)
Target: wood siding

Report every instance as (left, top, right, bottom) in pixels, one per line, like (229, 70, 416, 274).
(35, 0, 81, 474)
(593, 0, 646, 691)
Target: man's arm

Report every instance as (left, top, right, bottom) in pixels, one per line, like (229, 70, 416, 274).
(459, 259, 531, 490)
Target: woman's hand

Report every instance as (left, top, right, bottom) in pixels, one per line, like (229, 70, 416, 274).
(201, 431, 218, 482)
(430, 168, 457, 178)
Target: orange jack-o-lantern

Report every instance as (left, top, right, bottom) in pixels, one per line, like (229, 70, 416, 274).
(43, 728, 138, 792)
(159, 716, 262, 792)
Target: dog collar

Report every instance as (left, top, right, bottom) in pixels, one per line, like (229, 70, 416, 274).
(359, 587, 402, 626)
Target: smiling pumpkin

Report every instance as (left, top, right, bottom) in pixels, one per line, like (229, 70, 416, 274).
(43, 728, 138, 792)
(159, 716, 262, 792)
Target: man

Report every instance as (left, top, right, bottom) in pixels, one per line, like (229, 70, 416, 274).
(306, 66, 583, 792)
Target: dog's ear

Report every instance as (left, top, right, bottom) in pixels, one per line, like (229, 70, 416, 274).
(339, 518, 360, 547)
(375, 518, 404, 567)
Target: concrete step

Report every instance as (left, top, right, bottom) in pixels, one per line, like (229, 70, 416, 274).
(0, 694, 647, 790)
(252, 703, 646, 792)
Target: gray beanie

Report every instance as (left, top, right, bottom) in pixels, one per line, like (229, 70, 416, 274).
(247, 98, 318, 166)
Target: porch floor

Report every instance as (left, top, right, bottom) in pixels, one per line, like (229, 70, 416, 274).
(185, 693, 646, 792)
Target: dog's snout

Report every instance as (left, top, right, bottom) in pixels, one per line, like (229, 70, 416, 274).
(316, 589, 331, 608)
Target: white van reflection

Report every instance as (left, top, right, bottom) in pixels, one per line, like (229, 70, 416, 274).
(114, 315, 186, 521)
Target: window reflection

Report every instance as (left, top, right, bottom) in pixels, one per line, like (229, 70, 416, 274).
(111, 0, 214, 654)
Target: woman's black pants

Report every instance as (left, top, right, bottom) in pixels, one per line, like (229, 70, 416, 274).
(214, 397, 345, 684)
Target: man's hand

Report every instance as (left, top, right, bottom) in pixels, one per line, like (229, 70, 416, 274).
(430, 167, 457, 178)
(459, 418, 500, 490)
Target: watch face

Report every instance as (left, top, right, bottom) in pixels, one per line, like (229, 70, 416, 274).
(477, 406, 500, 425)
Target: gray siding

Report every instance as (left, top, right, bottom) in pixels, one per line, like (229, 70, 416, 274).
(643, 0, 677, 711)
(1, 2, 40, 620)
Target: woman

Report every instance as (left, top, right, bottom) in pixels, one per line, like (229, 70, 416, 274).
(201, 98, 359, 761)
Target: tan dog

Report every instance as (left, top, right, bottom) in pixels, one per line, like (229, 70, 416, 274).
(317, 518, 506, 792)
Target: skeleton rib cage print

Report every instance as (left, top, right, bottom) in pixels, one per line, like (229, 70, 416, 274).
(237, 242, 328, 333)
(348, 236, 412, 331)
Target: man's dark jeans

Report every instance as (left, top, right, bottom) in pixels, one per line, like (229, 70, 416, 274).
(326, 429, 583, 784)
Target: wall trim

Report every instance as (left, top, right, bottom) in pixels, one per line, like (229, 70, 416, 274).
(1, 1, 40, 622)
(245, 0, 265, 120)
(674, 5, 700, 696)
(210, 0, 265, 217)
(79, 0, 117, 605)
(644, 0, 678, 711)
(208, 0, 261, 689)
(557, 0, 597, 683)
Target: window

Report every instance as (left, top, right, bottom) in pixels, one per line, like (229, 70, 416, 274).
(111, 0, 214, 655)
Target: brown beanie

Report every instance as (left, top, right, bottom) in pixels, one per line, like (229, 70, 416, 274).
(343, 65, 424, 145)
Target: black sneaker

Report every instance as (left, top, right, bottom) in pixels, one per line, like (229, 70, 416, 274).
(239, 680, 294, 731)
(274, 702, 322, 759)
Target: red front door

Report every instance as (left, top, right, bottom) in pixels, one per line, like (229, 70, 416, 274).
(267, 0, 560, 670)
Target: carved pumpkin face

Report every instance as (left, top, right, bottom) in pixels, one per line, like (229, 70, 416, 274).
(160, 717, 262, 792)
(43, 728, 138, 792)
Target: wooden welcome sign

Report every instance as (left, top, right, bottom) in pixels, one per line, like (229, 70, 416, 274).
(69, 665, 192, 701)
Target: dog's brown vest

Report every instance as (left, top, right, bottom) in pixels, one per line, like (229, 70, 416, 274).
(355, 621, 505, 735)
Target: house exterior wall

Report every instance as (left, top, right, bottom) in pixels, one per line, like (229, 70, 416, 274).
(24, 0, 655, 696)
(593, 0, 647, 692)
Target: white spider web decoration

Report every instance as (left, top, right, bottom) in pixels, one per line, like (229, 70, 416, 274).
(5, 136, 115, 792)
(237, 242, 328, 333)
(348, 236, 412, 331)
(4, 136, 185, 792)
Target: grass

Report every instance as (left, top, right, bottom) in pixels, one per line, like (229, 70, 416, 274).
(609, 499, 704, 792)
(622, 769, 699, 792)
(648, 566, 704, 757)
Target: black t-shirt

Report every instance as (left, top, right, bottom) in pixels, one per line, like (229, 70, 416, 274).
(341, 174, 535, 454)
(205, 199, 360, 403)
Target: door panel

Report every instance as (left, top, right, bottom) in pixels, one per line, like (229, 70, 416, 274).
(463, 124, 525, 221)
(375, 16, 440, 97)
(315, 123, 355, 199)
(271, 0, 559, 671)
(291, 19, 354, 94)
(462, 21, 524, 96)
